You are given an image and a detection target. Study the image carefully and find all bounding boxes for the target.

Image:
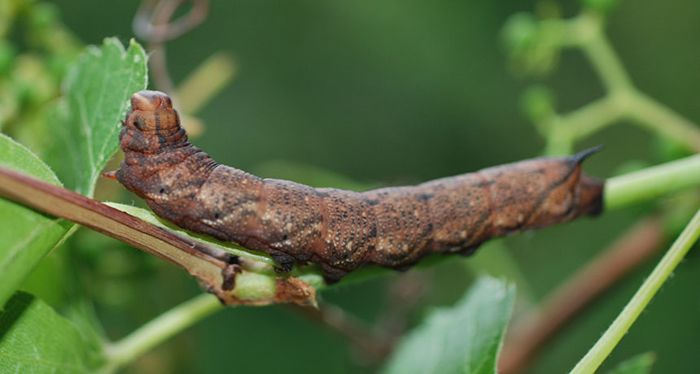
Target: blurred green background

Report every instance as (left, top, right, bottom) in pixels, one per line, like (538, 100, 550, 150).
(12, 0, 700, 372)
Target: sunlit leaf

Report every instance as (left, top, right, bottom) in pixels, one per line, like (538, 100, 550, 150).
(0, 39, 147, 306)
(46, 37, 148, 196)
(383, 277, 515, 374)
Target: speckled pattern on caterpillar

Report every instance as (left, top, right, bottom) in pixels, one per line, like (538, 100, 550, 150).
(116, 90, 604, 282)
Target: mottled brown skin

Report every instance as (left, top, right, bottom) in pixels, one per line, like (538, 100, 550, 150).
(117, 90, 604, 282)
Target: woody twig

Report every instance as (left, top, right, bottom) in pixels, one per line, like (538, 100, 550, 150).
(0, 166, 316, 306)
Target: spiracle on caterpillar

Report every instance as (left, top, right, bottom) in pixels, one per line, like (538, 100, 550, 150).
(113, 90, 604, 282)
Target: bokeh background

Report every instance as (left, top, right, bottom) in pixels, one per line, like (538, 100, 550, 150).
(14, 0, 700, 372)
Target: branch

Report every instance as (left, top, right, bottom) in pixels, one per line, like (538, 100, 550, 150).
(571, 208, 700, 373)
(496, 155, 700, 373)
(102, 293, 221, 372)
(572, 12, 633, 92)
(499, 216, 665, 374)
(527, 12, 700, 154)
(625, 92, 700, 152)
(0, 166, 317, 306)
(605, 154, 700, 210)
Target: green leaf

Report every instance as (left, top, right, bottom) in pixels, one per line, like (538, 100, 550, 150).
(0, 134, 70, 307)
(606, 352, 655, 374)
(0, 39, 147, 307)
(0, 134, 60, 184)
(46, 37, 148, 196)
(0, 292, 103, 373)
(382, 277, 515, 374)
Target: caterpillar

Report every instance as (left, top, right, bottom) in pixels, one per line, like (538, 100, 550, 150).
(115, 90, 604, 282)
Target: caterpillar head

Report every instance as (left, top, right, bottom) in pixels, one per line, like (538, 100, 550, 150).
(127, 90, 180, 132)
(117, 91, 198, 202)
(120, 90, 186, 152)
(131, 90, 173, 111)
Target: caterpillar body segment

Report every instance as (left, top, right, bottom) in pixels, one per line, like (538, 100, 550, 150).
(116, 90, 604, 281)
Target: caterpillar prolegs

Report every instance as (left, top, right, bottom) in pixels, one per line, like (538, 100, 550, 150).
(115, 90, 604, 282)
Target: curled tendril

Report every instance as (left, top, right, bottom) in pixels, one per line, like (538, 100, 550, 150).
(133, 0, 209, 43)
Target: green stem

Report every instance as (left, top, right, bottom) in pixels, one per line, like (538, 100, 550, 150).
(566, 96, 624, 140)
(101, 293, 223, 373)
(570, 208, 700, 374)
(575, 12, 633, 92)
(547, 13, 700, 152)
(626, 93, 700, 153)
(543, 95, 623, 156)
(604, 154, 700, 210)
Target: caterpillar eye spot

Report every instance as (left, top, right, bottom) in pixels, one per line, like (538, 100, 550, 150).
(134, 117, 146, 130)
(214, 213, 221, 219)
(159, 188, 166, 194)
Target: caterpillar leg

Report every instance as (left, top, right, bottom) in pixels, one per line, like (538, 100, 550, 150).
(458, 243, 481, 257)
(319, 264, 348, 284)
(221, 263, 242, 291)
(270, 251, 296, 273)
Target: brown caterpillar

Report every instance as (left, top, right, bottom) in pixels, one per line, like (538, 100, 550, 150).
(115, 90, 604, 282)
